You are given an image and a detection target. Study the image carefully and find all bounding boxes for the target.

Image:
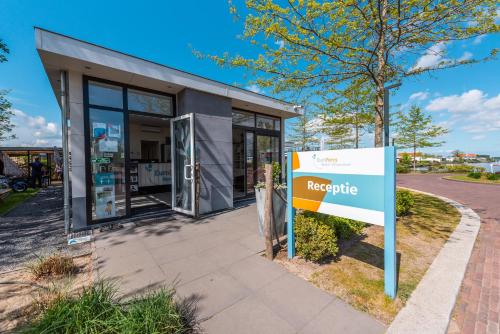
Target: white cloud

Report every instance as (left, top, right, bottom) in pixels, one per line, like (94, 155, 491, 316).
(425, 90, 500, 133)
(458, 51, 473, 62)
(6, 109, 61, 147)
(246, 84, 262, 94)
(472, 35, 486, 45)
(409, 91, 429, 101)
(410, 43, 474, 72)
(275, 40, 285, 48)
(411, 42, 448, 71)
(472, 134, 486, 141)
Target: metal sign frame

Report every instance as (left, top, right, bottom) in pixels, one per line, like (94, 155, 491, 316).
(286, 147, 397, 298)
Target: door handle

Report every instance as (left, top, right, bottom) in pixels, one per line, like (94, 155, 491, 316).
(184, 164, 193, 181)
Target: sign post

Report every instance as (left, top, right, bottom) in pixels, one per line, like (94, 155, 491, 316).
(287, 147, 397, 298)
(287, 152, 296, 258)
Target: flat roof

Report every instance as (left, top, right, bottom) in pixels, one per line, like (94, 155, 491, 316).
(0, 146, 62, 152)
(35, 27, 299, 119)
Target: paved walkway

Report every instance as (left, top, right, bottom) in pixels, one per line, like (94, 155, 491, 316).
(0, 186, 89, 271)
(94, 204, 386, 334)
(397, 174, 500, 334)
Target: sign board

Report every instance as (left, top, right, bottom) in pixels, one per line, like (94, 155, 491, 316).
(67, 235, 92, 245)
(138, 163, 171, 187)
(287, 147, 397, 298)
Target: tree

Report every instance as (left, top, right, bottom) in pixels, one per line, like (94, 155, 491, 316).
(204, 0, 499, 147)
(321, 119, 353, 149)
(321, 81, 374, 148)
(394, 105, 448, 171)
(0, 39, 14, 142)
(451, 149, 464, 162)
(287, 110, 319, 151)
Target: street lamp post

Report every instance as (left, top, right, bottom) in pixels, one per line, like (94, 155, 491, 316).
(384, 82, 402, 147)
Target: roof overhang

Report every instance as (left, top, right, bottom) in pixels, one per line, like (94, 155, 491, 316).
(35, 28, 299, 119)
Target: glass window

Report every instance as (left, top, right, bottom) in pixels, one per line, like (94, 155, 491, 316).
(246, 132, 255, 194)
(257, 115, 280, 130)
(274, 119, 281, 131)
(256, 135, 280, 182)
(233, 128, 245, 198)
(232, 110, 255, 127)
(88, 81, 123, 109)
(128, 89, 173, 116)
(89, 108, 126, 220)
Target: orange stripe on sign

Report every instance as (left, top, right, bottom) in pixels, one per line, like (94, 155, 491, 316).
(292, 152, 300, 170)
(292, 197, 321, 212)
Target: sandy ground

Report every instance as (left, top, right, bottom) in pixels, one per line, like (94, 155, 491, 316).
(0, 254, 93, 332)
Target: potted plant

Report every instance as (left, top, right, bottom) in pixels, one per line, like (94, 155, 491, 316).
(255, 162, 287, 238)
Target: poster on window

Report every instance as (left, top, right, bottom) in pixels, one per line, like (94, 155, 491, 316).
(93, 122, 107, 140)
(98, 139, 119, 153)
(107, 124, 121, 138)
(95, 173, 116, 219)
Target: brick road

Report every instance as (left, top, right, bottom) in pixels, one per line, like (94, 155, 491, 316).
(397, 174, 500, 334)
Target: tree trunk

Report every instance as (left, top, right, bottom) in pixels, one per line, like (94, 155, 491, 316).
(375, 84, 384, 147)
(374, 0, 388, 148)
(355, 123, 359, 149)
(413, 145, 417, 172)
(264, 164, 274, 260)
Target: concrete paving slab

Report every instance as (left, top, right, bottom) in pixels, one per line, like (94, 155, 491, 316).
(159, 254, 220, 286)
(299, 298, 386, 334)
(225, 255, 287, 292)
(197, 242, 256, 268)
(236, 233, 265, 253)
(256, 272, 334, 330)
(110, 264, 167, 299)
(202, 296, 296, 334)
(95, 249, 157, 277)
(175, 271, 251, 320)
(94, 205, 385, 333)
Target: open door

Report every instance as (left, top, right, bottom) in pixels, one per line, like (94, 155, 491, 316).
(171, 114, 195, 215)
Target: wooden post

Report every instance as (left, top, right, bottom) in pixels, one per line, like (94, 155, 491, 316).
(264, 164, 274, 260)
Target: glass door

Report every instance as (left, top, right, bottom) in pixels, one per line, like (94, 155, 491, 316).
(171, 114, 195, 215)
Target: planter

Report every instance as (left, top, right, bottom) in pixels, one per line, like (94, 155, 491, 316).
(255, 187, 287, 238)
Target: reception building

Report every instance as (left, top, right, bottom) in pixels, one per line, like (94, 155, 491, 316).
(35, 28, 299, 230)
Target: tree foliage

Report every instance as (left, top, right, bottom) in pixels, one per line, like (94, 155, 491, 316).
(204, 0, 499, 146)
(0, 38, 14, 142)
(320, 81, 374, 148)
(0, 90, 15, 142)
(287, 109, 320, 151)
(395, 105, 448, 171)
(0, 38, 9, 63)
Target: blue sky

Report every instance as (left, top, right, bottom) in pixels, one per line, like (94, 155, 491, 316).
(0, 1, 499, 156)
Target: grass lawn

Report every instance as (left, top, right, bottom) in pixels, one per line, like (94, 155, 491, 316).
(0, 188, 40, 215)
(280, 191, 460, 324)
(444, 174, 500, 185)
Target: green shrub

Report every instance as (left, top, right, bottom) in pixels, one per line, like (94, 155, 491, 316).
(303, 212, 365, 240)
(21, 281, 192, 334)
(486, 173, 500, 181)
(467, 171, 482, 179)
(396, 164, 410, 174)
(294, 214, 338, 262)
(396, 190, 414, 216)
(445, 165, 484, 173)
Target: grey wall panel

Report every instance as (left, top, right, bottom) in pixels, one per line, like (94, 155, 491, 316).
(71, 197, 87, 230)
(199, 164, 233, 189)
(199, 185, 233, 214)
(196, 140, 232, 166)
(194, 115, 232, 142)
(177, 88, 234, 214)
